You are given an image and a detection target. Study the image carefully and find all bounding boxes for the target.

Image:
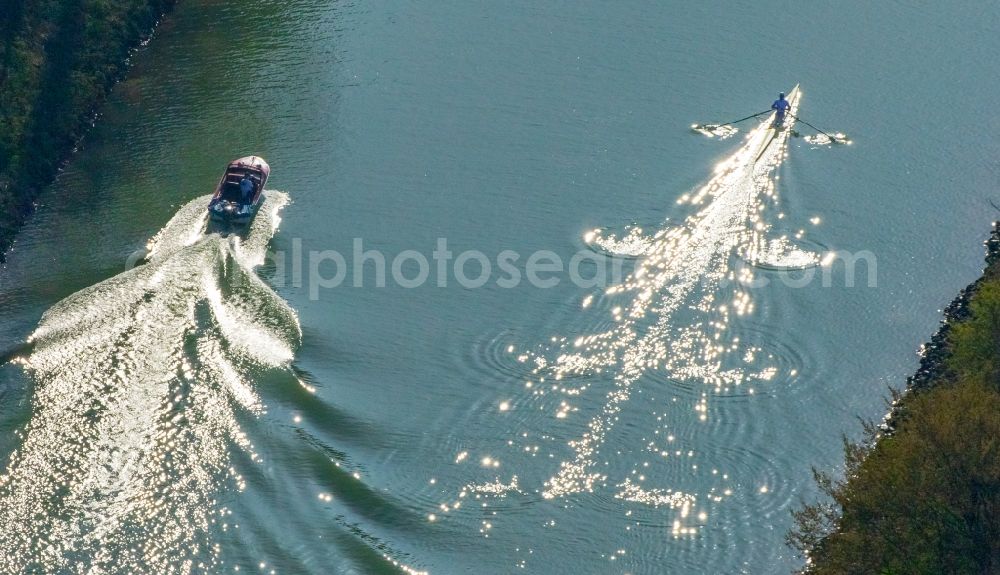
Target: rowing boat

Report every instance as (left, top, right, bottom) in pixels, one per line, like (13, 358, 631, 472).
(752, 84, 800, 163)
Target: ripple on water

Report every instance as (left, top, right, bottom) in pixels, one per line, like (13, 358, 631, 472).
(741, 235, 830, 272)
(463, 329, 543, 383)
(580, 223, 663, 260)
(457, 297, 624, 391)
(596, 403, 798, 573)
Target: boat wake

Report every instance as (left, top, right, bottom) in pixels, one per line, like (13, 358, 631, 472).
(0, 193, 299, 574)
(544, 112, 814, 501)
(456, 89, 824, 533)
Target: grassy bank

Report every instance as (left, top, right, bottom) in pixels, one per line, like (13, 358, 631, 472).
(0, 0, 175, 258)
(789, 224, 1000, 574)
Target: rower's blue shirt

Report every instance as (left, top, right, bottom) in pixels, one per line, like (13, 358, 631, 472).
(240, 178, 254, 194)
(772, 98, 791, 113)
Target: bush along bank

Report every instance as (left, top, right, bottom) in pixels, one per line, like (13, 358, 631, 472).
(788, 223, 1000, 575)
(0, 0, 176, 259)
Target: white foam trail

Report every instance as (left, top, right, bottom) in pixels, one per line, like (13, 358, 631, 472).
(0, 192, 299, 574)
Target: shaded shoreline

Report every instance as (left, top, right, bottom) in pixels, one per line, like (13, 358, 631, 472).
(0, 0, 177, 260)
(903, 223, 1000, 395)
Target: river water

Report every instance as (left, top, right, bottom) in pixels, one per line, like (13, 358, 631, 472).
(1, 1, 998, 573)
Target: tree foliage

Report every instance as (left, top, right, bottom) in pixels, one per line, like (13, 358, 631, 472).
(789, 273, 1000, 574)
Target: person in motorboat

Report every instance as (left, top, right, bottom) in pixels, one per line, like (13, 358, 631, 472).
(239, 172, 255, 205)
(771, 93, 791, 127)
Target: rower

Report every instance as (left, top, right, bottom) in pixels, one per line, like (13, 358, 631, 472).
(771, 93, 791, 126)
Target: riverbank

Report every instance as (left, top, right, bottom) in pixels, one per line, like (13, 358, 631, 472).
(0, 0, 176, 260)
(789, 223, 1000, 574)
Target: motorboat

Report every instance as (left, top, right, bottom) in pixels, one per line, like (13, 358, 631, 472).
(207, 156, 270, 225)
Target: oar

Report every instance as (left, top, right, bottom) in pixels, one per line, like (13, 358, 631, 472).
(789, 113, 848, 144)
(693, 109, 771, 131)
